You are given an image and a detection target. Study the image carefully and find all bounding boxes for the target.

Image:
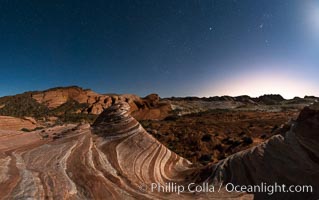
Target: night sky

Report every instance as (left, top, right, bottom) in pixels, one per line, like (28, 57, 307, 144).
(0, 0, 318, 98)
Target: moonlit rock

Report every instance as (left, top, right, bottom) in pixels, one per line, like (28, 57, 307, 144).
(1, 102, 319, 199)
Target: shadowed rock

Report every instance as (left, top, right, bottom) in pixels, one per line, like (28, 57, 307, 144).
(193, 103, 319, 200)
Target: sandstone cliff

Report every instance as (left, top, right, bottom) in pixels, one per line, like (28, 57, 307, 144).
(0, 86, 172, 126)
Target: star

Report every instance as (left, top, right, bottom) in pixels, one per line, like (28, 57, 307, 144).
(259, 23, 264, 29)
(265, 39, 270, 46)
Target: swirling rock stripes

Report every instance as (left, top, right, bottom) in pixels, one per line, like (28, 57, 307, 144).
(0, 102, 254, 199)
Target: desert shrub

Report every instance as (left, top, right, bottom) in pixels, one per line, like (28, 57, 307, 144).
(41, 134, 49, 139)
(242, 136, 253, 145)
(0, 93, 49, 119)
(201, 134, 211, 142)
(58, 113, 97, 123)
(238, 131, 245, 136)
(214, 144, 223, 152)
(199, 154, 211, 163)
(21, 128, 31, 132)
(164, 115, 180, 121)
(33, 127, 44, 131)
(260, 134, 267, 139)
(50, 100, 89, 115)
(140, 120, 151, 128)
(271, 125, 279, 133)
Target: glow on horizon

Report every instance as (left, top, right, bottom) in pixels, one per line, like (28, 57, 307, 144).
(200, 67, 318, 99)
(218, 78, 315, 99)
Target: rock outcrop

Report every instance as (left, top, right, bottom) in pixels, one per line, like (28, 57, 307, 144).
(192, 103, 319, 200)
(0, 102, 318, 199)
(31, 87, 140, 115)
(32, 86, 99, 109)
(0, 86, 172, 123)
(0, 102, 251, 199)
(0, 116, 38, 131)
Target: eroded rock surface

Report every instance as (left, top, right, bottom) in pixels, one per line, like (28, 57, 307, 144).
(0, 102, 318, 200)
(0, 116, 38, 131)
(193, 104, 319, 200)
(0, 102, 251, 199)
(13, 86, 171, 120)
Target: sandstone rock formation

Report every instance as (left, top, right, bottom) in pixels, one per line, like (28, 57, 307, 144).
(0, 102, 318, 199)
(0, 116, 38, 131)
(32, 86, 99, 109)
(0, 102, 251, 199)
(2, 86, 318, 125)
(192, 104, 319, 200)
(31, 86, 171, 119)
(0, 86, 172, 124)
(30, 86, 151, 115)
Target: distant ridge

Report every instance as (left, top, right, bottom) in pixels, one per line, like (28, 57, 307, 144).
(0, 86, 318, 128)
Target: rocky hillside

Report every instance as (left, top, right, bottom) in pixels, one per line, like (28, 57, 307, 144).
(167, 94, 318, 105)
(0, 86, 317, 131)
(167, 94, 318, 116)
(193, 103, 319, 200)
(0, 86, 171, 127)
(142, 109, 298, 165)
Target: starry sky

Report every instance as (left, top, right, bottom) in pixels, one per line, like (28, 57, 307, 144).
(0, 0, 318, 98)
